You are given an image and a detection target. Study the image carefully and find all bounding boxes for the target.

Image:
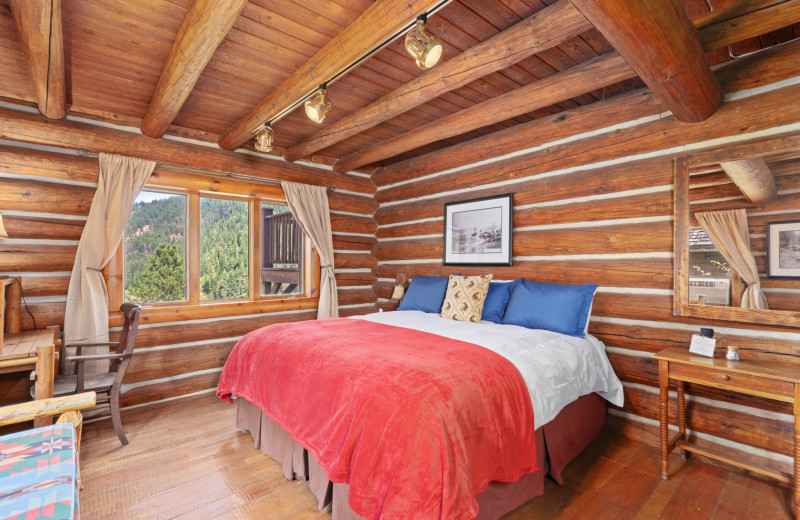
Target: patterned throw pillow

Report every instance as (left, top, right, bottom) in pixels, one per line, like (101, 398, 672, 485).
(440, 274, 494, 323)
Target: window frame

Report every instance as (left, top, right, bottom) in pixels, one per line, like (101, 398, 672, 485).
(106, 169, 320, 325)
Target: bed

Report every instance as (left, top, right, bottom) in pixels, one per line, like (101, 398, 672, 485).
(217, 310, 624, 520)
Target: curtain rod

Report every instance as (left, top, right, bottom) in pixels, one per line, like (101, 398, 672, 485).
(77, 148, 335, 192)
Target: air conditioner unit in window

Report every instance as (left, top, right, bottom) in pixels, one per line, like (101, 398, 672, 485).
(689, 278, 731, 306)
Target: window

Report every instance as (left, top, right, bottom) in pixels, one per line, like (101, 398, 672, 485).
(688, 227, 732, 306)
(124, 191, 187, 304)
(260, 202, 302, 296)
(111, 170, 318, 319)
(200, 197, 249, 301)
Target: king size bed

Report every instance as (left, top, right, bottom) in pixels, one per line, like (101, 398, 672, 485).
(217, 306, 624, 520)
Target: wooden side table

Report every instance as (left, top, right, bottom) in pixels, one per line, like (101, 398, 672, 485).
(654, 346, 800, 519)
(0, 327, 58, 427)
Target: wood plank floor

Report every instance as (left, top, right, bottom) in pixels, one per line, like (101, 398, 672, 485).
(79, 394, 794, 519)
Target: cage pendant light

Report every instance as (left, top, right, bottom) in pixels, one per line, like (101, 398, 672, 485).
(405, 19, 443, 70)
(305, 88, 333, 123)
(254, 124, 274, 152)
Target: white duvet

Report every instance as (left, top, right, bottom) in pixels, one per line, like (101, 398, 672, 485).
(352, 310, 624, 429)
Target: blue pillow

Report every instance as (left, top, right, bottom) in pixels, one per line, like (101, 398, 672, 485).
(502, 279, 598, 337)
(397, 275, 450, 313)
(481, 281, 514, 323)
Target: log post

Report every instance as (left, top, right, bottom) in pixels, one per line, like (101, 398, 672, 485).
(33, 342, 55, 428)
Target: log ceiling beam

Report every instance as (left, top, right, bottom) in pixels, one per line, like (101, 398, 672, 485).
(374, 33, 800, 185)
(0, 107, 376, 194)
(9, 0, 65, 119)
(217, 0, 444, 152)
(141, 0, 249, 139)
(569, 0, 722, 124)
(373, 36, 800, 188)
(283, 0, 591, 163)
(696, 0, 800, 52)
(332, 52, 637, 173)
(720, 158, 777, 206)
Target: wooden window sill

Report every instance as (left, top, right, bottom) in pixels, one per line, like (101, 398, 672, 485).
(109, 296, 319, 326)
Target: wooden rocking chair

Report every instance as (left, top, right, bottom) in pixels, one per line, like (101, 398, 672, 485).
(34, 303, 142, 445)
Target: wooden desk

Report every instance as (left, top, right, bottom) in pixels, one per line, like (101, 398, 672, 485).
(654, 346, 800, 519)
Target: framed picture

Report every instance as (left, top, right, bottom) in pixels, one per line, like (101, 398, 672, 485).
(766, 220, 800, 278)
(443, 193, 513, 266)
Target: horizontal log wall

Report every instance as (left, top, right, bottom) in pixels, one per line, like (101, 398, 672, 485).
(372, 78, 800, 469)
(0, 129, 378, 409)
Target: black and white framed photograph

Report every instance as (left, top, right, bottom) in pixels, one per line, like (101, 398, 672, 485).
(443, 193, 513, 266)
(767, 220, 800, 278)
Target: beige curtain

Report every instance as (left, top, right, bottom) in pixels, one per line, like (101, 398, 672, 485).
(696, 209, 768, 310)
(280, 181, 338, 319)
(64, 154, 156, 372)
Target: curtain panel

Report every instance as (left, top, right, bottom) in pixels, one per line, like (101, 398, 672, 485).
(64, 154, 156, 372)
(696, 209, 768, 310)
(280, 181, 338, 319)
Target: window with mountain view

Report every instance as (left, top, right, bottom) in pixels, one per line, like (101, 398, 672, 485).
(124, 191, 188, 304)
(117, 178, 313, 311)
(200, 197, 249, 301)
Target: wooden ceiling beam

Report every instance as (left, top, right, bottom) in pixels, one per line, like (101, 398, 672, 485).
(720, 158, 777, 206)
(217, 0, 444, 152)
(373, 28, 800, 186)
(570, 0, 722, 124)
(283, 0, 591, 163)
(9, 0, 65, 119)
(696, 0, 800, 52)
(141, 0, 249, 139)
(332, 52, 636, 173)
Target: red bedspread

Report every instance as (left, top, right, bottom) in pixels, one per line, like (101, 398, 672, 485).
(217, 318, 537, 520)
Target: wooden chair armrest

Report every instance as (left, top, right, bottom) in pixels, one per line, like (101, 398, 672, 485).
(0, 392, 96, 426)
(64, 342, 118, 348)
(68, 353, 129, 363)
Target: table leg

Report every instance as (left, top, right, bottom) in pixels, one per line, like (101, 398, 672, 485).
(677, 380, 688, 460)
(660, 359, 670, 480)
(33, 344, 55, 428)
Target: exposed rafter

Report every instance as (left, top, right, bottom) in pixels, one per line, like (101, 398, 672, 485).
(696, 0, 800, 52)
(141, 0, 249, 139)
(217, 0, 445, 152)
(720, 158, 777, 206)
(284, 0, 591, 163)
(9, 0, 65, 119)
(332, 52, 636, 173)
(570, 0, 722, 124)
(372, 35, 800, 187)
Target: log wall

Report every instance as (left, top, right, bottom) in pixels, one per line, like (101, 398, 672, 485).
(0, 127, 378, 409)
(371, 78, 800, 469)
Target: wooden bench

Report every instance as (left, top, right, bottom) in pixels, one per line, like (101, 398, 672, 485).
(0, 393, 96, 519)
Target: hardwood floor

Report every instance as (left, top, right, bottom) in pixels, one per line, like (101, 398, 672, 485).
(79, 394, 793, 519)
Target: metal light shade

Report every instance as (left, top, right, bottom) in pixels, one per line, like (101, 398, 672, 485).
(0, 213, 7, 239)
(304, 89, 333, 123)
(405, 20, 443, 70)
(254, 125, 274, 153)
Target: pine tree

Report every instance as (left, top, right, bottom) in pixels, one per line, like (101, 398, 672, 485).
(128, 244, 186, 303)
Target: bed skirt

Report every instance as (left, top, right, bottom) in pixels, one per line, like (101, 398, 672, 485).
(235, 392, 605, 520)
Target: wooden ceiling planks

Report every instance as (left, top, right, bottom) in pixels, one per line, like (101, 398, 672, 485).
(0, 0, 797, 169)
(0, 0, 36, 103)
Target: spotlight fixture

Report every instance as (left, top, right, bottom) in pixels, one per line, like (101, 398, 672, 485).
(254, 123, 274, 153)
(304, 87, 333, 124)
(405, 17, 443, 70)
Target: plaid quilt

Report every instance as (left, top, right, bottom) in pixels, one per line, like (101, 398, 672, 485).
(0, 424, 78, 520)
